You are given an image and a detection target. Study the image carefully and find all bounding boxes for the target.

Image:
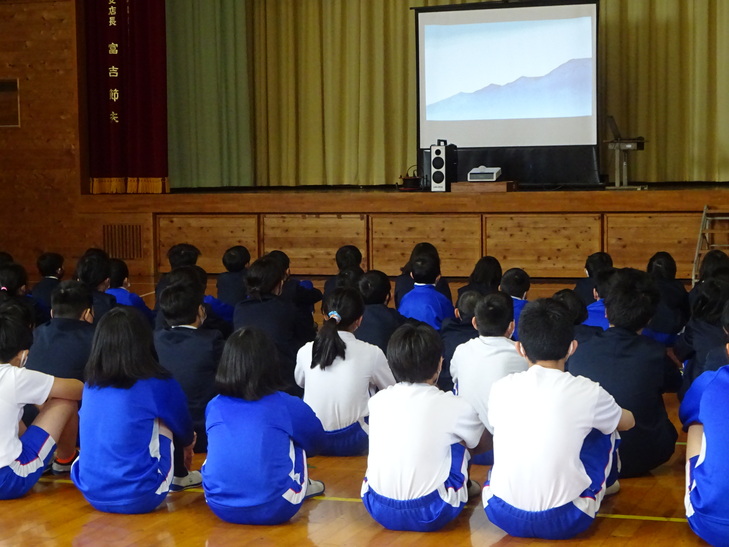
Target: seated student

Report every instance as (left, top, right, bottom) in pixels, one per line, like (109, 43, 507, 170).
(552, 288, 601, 345)
(361, 322, 488, 532)
(679, 359, 729, 546)
(642, 252, 690, 346)
(394, 242, 451, 308)
(483, 298, 633, 540)
(458, 256, 502, 299)
(703, 301, 729, 374)
(75, 251, 116, 324)
(582, 268, 615, 331)
(574, 252, 613, 306)
(216, 245, 250, 307)
(31, 252, 64, 311)
(155, 283, 224, 453)
(499, 268, 530, 340)
(568, 268, 681, 477)
(71, 307, 200, 514)
(269, 250, 322, 345)
(439, 290, 482, 392)
(451, 292, 528, 465)
(155, 266, 232, 339)
(154, 243, 202, 315)
(295, 288, 395, 456)
(0, 262, 50, 326)
(688, 249, 729, 308)
(397, 253, 455, 331)
(106, 258, 155, 325)
(203, 327, 327, 525)
(674, 278, 729, 396)
(0, 313, 83, 500)
(234, 255, 310, 395)
(355, 270, 405, 355)
(323, 245, 364, 300)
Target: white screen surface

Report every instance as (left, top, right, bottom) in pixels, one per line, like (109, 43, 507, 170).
(418, 3, 597, 148)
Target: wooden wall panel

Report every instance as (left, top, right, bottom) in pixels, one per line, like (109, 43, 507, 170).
(261, 214, 367, 275)
(157, 215, 259, 274)
(369, 215, 481, 278)
(484, 214, 602, 277)
(605, 214, 701, 278)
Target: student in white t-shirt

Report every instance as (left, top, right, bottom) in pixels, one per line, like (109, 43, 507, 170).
(450, 292, 528, 465)
(483, 298, 635, 540)
(0, 313, 82, 499)
(296, 288, 395, 456)
(361, 322, 490, 532)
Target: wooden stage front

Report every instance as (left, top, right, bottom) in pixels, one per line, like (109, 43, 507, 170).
(1, 396, 705, 546)
(70, 186, 727, 286)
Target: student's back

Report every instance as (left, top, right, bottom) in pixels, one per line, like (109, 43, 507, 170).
(31, 252, 64, 311)
(499, 268, 530, 340)
(397, 253, 454, 331)
(393, 242, 451, 307)
(439, 290, 482, 392)
(642, 252, 689, 344)
(216, 245, 250, 306)
(355, 270, 404, 354)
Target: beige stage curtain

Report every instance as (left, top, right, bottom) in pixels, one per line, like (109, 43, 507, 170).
(251, 0, 729, 186)
(166, 0, 254, 188)
(601, 0, 729, 183)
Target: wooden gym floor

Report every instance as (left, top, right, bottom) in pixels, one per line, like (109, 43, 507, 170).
(0, 395, 707, 546)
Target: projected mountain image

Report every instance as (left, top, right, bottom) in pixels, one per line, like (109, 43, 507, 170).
(426, 58, 592, 121)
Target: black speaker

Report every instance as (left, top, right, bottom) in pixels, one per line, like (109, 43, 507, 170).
(429, 140, 457, 192)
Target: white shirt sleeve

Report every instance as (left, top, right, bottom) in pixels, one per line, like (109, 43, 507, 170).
(13, 367, 54, 406)
(591, 386, 623, 435)
(294, 343, 312, 388)
(451, 396, 485, 449)
(369, 347, 396, 390)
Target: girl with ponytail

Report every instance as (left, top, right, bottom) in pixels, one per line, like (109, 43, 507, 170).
(295, 288, 396, 456)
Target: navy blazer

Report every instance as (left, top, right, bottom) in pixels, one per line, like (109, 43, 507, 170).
(647, 278, 690, 335)
(457, 282, 496, 299)
(439, 317, 479, 392)
(31, 277, 60, 310)
(216, 270, 247, 307)
(92, 290, 116, 325)
(573, 277, 596, 306)
(568, 327, 681, 477)
(355, 303, 405, 355)
(674, 318, 726, 396)
(26, 318, 95, 381)
(154, 327, 224, 451)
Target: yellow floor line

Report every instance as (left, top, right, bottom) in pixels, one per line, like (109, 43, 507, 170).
(38, 478, 688, 523)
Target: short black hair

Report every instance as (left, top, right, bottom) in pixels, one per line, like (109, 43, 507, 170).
(386, 322, 443, 383)
(37, 252, 64, 277)
(500, 268, 530, 298)
(468, 256, 502, 289)
(401, 242, 440, 275)
(359, 270, 391, 305)
(0, 263, 28, 295)
(167, 243, 201, 269)
(0, 292, 34, 328)
(51, 280, 93, 319)
(410, 253, 440, 284)
(691, 277, 729, 325)
(216, 327, 283, 400)
(456, 290, 482, 324)
(585, 252, 613, 277)
(698, 250, 729, 282)
(335, 245, 363, 271)
(159, 283, 202, 326)
(517, 298, 574, 362)
(75, 253, 111, 290)
(604, 268, 659, 331)
(108, 258, 129, 289)
(85, 307, 169, 389)
(474, 292, 513, 336)
(266, 250, 290, 272)
(594, 268, 616, 299)
(163, 265, 206, 296)
(0, 313, 33, 362)
(222, 246, 251, 273)
(552, 288, 588, 325)
(246, 255, 285, 298)
(647, 251, 677, 280)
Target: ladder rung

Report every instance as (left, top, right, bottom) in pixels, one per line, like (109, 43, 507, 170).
(701, 230, 729, 234)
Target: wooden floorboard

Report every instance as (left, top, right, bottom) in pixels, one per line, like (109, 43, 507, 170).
(0, 396, 709, 546)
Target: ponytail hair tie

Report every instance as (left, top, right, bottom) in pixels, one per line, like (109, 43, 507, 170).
(327, 311, 342, 324)
(0, 287, 6, 291)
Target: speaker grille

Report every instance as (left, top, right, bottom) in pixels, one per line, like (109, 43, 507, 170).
(102, 224, 143, 260)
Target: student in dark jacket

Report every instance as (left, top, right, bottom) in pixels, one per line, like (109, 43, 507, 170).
(568, 268, 682, 477)
(552, 288, 601, 348)
(439, 290, 482, 392)
(457, 256, 502, 299)
(155, 243, 202, 309)
(216, 245, 250, 307)
(642, 252, 689, 346)
(394, 242, 451, 308)
(154, 283, 223, 452)
(323, 245, 365, 300)
(573, 252, 613, 307)
(75, 250, 116, 325)
(26, 280, 95, 382)
(0, 261, 50, 327)
(688, 249, 729, 308)
(106, 258, 155, 326)
(234, 255, 309, 395)
(31, 251, 64, 311)
(354, 270, 405, 355)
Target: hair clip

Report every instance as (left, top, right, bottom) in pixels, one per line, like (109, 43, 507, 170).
(327, 311, 342, 324)
(0, 287, 6, 291)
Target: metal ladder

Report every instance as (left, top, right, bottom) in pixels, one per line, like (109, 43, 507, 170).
(692, 205, 729, 285)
